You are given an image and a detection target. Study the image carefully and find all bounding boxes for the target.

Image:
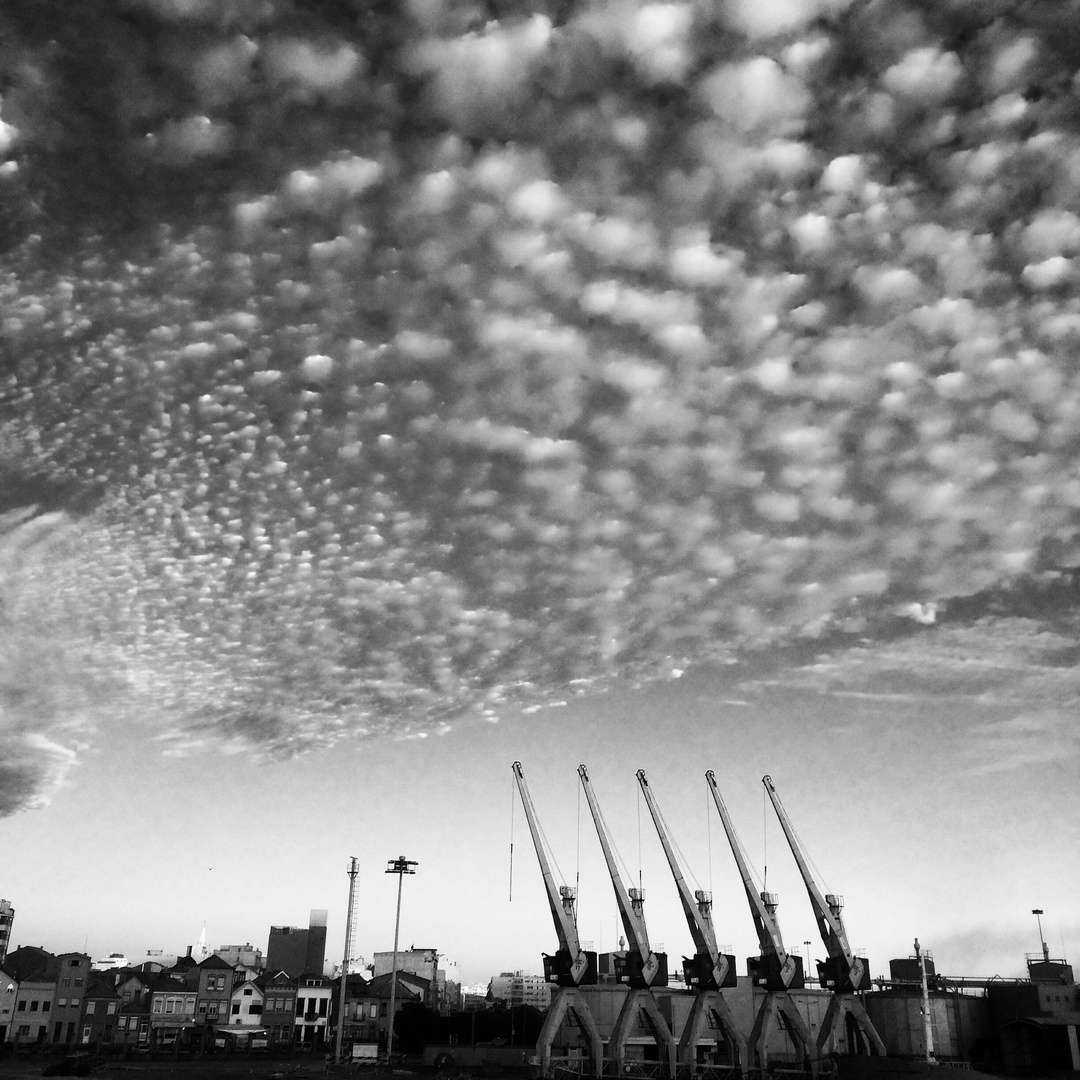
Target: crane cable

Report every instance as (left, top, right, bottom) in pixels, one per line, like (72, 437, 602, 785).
(509, 771, 515, 902)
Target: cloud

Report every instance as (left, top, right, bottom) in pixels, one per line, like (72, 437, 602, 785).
(0, 510, 118, 814)
(965, 711, 1080, 775)
(0, 734, 78, 816)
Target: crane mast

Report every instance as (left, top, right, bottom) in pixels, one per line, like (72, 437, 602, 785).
(636, 769, 734, 991)
(705, 770, 802, 990)
(760, 775, 886, 1060)
(511, 763, 604, 1079)
(637, 770, 746, 1077)
(761, 774, 867, 992)
(512, 762, 596, 986)
(577, 763, 667, 988)
(578, 765, 676, 1079)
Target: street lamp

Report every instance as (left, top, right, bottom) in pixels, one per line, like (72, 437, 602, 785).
(385, 856, 417, 1060)
(1032, 909, 1049, 962)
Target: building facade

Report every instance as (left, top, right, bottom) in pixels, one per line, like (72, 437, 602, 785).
(488, 970, 554, 1010)
(149, 976, 198, 1048)
(80, 980, 120, 1046)
(10, 975, 54, 1047)
(194, 953, 235, 1029)
(294, 972, 334, 1049)
(346, 970, 429, 1050)
(51, 952, 92, 1044)
(0, 969, 16, 1043)
(215, 944, 264, 968)
(260, 970, 298, 1047)
(228, 978, 266, 1029)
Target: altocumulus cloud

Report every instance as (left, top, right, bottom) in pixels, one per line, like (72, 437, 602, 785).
(9, 0, 1080, 817)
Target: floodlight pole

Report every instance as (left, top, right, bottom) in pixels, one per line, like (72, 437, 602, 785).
(1033, 909, 1049, 962)
(385, 856, 417, 1060)
(335, 857, 359, 1065)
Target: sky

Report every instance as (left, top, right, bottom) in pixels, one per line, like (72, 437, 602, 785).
(4, 0, 1080, 999)
(3, 614, 1077, 988)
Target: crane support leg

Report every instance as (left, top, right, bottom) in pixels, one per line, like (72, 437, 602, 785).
(816, 995, 886, 1058)
(680, 991, 748, 1078)
(609, 989, 678, 1079)
(539, 988, 604, 1079)
(748, 992, 816, 1074)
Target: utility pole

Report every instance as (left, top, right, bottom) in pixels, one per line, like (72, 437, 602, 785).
(335, 857, 359, 1065)
(385, 856, 417, 1061)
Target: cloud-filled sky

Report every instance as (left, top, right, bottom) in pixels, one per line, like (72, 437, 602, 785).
(3, 0, 1080, 992)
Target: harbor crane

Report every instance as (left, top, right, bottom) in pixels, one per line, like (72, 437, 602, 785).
(762, 775, 887, 1058)
(578, 764, 678, 1078)
(512, 763, 604, 1078)
(705, 770, 815, 1072)
(636, 769, 747, 1076)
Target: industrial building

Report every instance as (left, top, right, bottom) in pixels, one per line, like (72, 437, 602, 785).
(266, 909, 328, 978)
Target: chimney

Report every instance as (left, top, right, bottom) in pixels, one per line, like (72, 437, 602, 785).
(186, 946, 193, 959)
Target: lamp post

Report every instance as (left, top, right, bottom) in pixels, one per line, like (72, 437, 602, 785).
(385, 856, 417, 1060)
(1033, 909, 1049, 962)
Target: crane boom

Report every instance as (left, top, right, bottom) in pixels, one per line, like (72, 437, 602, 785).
(705, 770, 801, 990)
(636, 769, 733, 990)
(512, 762, 595, 986)
(762, 775, 869, 992)
(577, 764, 666, 988)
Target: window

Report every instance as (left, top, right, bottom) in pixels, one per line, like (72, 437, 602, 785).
(18, 1024, 30, 1037)
(369, 1004, 377, 1019)
(42, 1001, 50, 1012)
(107, 1003, 116, 1014)
(86, 1002, 96, 1014)
(318, 998, 328, 1017)
(243, 988, 253, 996)
(296, 997, 305, 1013)
(250, 1004, 262, 1015)
(61, 978, 71, 988)
(153, 999, 162, 1014)
(30, 1000, 39, 1012)
(71, 960, 81, 968)
(16, 1000, 26, 1012)
(231, 1003, 241, 1015)
(74, 978, 84, 988)
(54, 1000, 64, 1010)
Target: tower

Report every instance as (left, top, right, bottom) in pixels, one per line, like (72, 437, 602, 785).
(0, 900, 12, 967)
